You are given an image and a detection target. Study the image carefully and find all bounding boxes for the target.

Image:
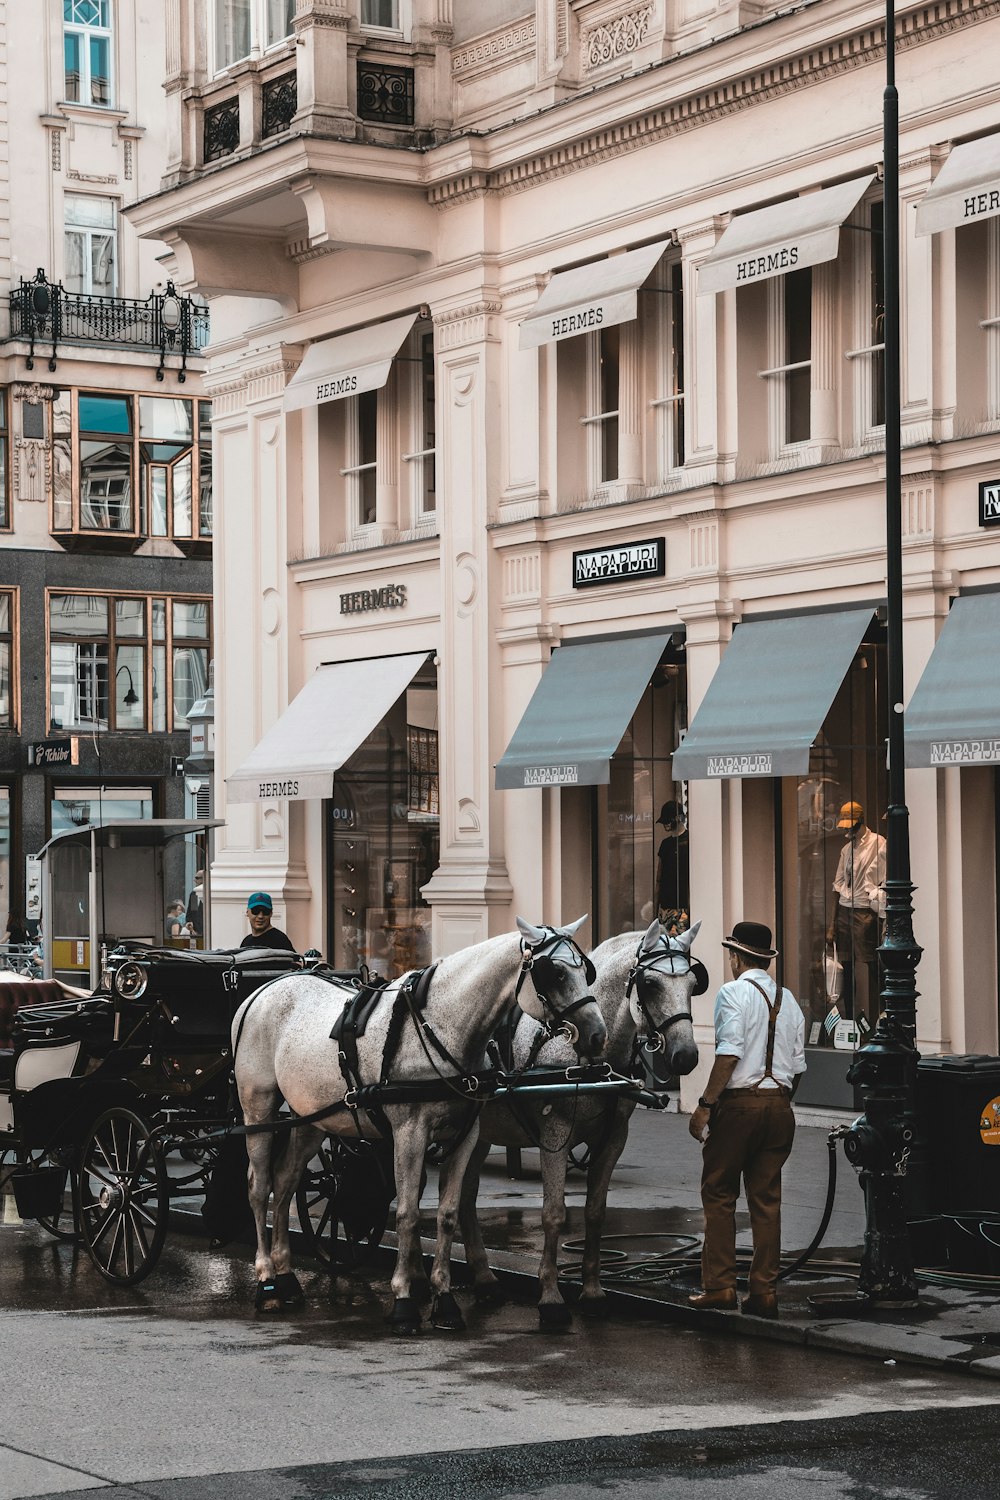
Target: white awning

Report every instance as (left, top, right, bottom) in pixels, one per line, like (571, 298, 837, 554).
(698, 176, 875, 295)
(226, 652, 429, 803)
(915, 135, 1000, 236)
(519, 241, 671, 351)
(284, 313, 418, 413)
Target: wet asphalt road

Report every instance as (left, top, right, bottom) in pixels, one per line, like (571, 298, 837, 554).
(3, 1218, 1000, 1499)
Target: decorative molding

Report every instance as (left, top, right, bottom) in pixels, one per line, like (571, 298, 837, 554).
(429, 0, 1000, 206)
(687, 514, 719, 572)
(452, 19, 537, 73)
(67, 170, 118, 185)
(286, 237, 340, 263)
(902, 477, 936, 539)
(123, 138, 134, 180)
(434, 299, 502, 350)
(12, 440, 50, 503)
(13, 384, 57, 403)
(502, 550, 542, 603)
(583, 5, 652, 70)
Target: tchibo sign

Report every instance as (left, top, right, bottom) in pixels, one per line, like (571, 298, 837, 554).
(572, 539, 665, 589)
(980, 480, 1000, 528)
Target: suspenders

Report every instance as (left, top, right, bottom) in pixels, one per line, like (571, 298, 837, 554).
(747, 977, 785, 1094)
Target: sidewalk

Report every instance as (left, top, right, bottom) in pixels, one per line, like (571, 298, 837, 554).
(451, 1106, 1000, 1381)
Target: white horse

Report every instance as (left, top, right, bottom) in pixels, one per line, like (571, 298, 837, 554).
(232, 916, 608, 1332)
(458, 920, 703, 1326)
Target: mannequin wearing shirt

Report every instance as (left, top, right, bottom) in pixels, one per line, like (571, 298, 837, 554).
(688, 921, 806, 1320)
(826, 801, 885, 1028)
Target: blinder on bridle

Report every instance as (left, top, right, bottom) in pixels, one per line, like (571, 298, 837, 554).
(626, 933, 705, 1052)
(515, 927, 598, 1043)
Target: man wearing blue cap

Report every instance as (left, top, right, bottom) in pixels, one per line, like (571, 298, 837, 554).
(240, 892, 295, 952)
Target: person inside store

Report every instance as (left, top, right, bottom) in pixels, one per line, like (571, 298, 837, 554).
(826, 801, 885, 1029)
(240, 891, 296, 952)
(185, 869, 205, 939)
(655, 799, 690, 933)
(3, 910, 30, 949)
(165, 899, 191, 941)
(687, 920, 806, 1320)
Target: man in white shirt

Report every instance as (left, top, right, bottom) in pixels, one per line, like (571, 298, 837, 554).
(688, 921, 806, 1319)
(827, 801, 885, 1026)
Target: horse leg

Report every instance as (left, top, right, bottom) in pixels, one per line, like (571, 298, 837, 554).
(537, 1124, 572, 1330)
(387, 1114, 431, 1334)
(458, 1136, 505, 1306)
(240, 1083, 281, 1312)
(428, 1118, 482, 1331)
(267, 1124, 321, 1307)
(578, 1103, 632, 1316)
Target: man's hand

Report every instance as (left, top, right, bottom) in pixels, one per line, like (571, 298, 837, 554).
(689, 1103, 711, 1142)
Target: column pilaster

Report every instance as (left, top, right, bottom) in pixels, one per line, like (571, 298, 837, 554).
(678, 218, 735, 487)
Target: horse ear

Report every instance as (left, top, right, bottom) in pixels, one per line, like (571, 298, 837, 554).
(672, 919, 702, 953)
(641, 919, 662, 953)
(516, 915, 546, 944)
(562, 914, 588, 938)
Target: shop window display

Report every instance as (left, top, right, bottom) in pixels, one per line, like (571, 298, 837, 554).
(328, 675, 438, 980)
(783, 634, 887, 1051)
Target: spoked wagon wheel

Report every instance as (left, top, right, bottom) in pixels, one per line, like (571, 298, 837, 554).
(15, 1144, 80, 1242)
(78, 1108, 169, 1286)
(296, 1137, 394, 1273)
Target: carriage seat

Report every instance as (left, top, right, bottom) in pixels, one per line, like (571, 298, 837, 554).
(0, 980, 66, 1079)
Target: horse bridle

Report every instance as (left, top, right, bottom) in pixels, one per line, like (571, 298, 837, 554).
(515, 927, 598, 1042)
(625, 934, 707, 1053)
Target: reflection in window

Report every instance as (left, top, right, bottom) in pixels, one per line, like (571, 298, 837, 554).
(361, 0, 398, 25)
(64, 0, 112, 107)
(784, 267, 812, 445)
(0, 391, 8, 528)
(215, 0, 252, 67)
(64, 195, 117, 296)
(52, 786, 153, 836)
(0, 594, 13, 728)
(870, 201, 886, 428)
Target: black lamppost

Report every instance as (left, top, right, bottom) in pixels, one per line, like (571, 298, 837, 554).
(836, 0, 923, 1307)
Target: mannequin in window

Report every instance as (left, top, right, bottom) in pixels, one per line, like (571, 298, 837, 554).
(826, 801, 885, 1027)
(655, 800, 690, 933)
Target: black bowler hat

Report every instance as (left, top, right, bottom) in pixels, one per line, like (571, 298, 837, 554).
(722, 921, 778, 960)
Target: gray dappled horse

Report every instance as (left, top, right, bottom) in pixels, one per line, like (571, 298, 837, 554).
(458, 920, 703, 1326)
(232, 916, 608, 1333)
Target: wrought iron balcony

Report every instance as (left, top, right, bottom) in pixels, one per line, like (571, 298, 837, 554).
(8, 271, 209, 381)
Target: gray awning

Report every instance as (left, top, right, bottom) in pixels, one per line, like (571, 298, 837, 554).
(905, 593, 1000, 767)
(698, 177, 875, 294)
(227, 652, 429, 803)
(915, 135, 1000, 236)
(495, 633, 673, 790)
(284, 313, 418, 412)
(519, 241, 671, 351)
(672, 610, 872, 779)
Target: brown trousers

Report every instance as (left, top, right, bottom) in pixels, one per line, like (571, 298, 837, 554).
(700, 1090, 796, 1296)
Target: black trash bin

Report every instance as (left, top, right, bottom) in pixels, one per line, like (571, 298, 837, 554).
(915, 1054, 1000, 1215)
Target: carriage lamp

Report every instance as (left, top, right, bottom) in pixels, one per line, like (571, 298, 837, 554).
(113, 962, 148, 1000)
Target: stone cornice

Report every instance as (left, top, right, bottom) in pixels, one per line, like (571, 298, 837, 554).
(428, 0, 1000, 206)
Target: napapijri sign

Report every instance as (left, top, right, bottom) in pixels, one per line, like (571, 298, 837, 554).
(572, 539, 665, 589)
(980, 481, 1000, 528)
(707, 753, 773, 777)
(930, 740, 1000, 765)
(522, 765, 580, 787)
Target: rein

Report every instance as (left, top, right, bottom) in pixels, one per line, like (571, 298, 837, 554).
(514, 927, 598, 1041)
(625, 936, 700, 1054)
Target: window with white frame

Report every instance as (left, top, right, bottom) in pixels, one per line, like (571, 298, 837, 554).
(214, 0, 294, 70)
(764, 267, 812, 449)
(63, 0, 113, 107)
(583, 327, 620, 486)
(847, 198, 885, 437)
(651, 258, 685, 474)
(361, 0, 400, 29)
(64, 195, 117, 296)
(340, 326, 437, 537)
(343, 390, 378, 530)
(402, 327, 436, 523)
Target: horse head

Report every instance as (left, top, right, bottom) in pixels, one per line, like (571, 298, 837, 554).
(514, 915, 608, 1059)
(624, 918, 703, 1074)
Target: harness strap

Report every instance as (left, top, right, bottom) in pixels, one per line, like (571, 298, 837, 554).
(747, 976, 784, 1093)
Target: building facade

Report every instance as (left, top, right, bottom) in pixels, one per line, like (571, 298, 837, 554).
(134, 0, 1000, 1107)
(0, 1, 213, 977)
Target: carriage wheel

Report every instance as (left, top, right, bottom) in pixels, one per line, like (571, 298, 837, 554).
(15, 1144, 80, 1242)
(79, 1108, 168, 1286)
(295, 1138, 393, 1273)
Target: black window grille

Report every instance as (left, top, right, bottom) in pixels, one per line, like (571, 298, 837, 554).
(262, 72, 297, 138)
(357, 62, 414, 126)
(204, 97, 240, 163)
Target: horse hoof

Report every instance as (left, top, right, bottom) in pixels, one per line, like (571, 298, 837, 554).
(578, 1295, 610, 1319)
(431, 1291, 466, 1331)
(274, 1272, 304, 1307)
(474, 1282, 507, 1308)
(538, 1301, 573, 1330)
(254, 1280, 284, 1313)
(387, 1297, 423, 1336)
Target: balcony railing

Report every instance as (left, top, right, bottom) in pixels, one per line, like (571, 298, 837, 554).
(8, 271, 209, 381)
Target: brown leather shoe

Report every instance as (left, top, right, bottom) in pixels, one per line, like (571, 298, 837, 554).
(741, 1293, 779, 1319)
(688, 1288, 738, 1310)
